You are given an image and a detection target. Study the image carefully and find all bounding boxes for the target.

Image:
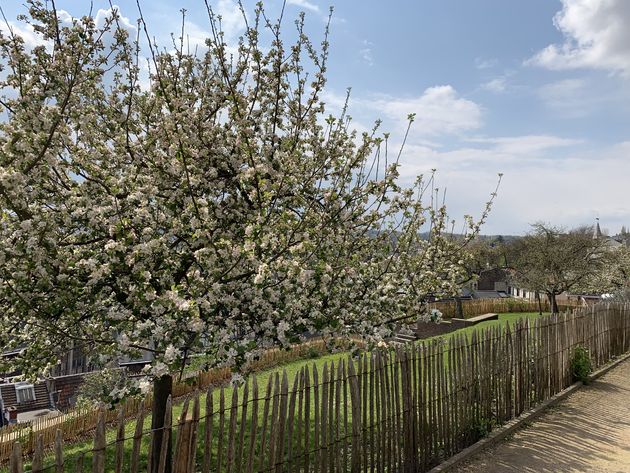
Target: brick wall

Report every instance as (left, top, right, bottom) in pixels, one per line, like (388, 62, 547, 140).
(49, 373, 86, 410)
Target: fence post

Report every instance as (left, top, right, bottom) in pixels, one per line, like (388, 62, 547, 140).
(347, 357, 362, 472)
(76, 453, 86, 472)
(31, 434, 44, 473)
(173, 398, 190, 473)
(235, 379, 250, 473)
(274, 371, 289, 473)
(188, 395, 200, 473)
(9, 441, 23, 473)
(247, 377, 259, 473)
(157, 396, 173, 473)
(54, 429, 64, 473)
(26, 427, 33, 457)
(226, 387, 239, 473)
(130, 406, 145, 473)
(92, 412, 105, 473)
(203, 386, 214, 473)
(115, 407, 126, 473)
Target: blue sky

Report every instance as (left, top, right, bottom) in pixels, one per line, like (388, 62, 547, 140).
(3, 0, 629, 235)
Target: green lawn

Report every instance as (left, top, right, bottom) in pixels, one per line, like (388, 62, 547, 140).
(16, 311, 548, 471)
(445, 311, 548, 340)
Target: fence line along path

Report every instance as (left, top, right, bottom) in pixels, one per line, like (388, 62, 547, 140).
(6, 303, 630, 472)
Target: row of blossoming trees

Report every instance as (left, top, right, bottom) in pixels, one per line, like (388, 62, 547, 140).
(0, 1, 497, 469)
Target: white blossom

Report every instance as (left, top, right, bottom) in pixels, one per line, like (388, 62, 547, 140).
(0, 2, 497, 392)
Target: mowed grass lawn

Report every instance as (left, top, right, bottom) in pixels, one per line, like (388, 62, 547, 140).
(445, 311, 549, 341)
(20, 311, 548, 471)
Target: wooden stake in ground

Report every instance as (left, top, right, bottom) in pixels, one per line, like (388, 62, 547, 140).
(9, 442, 22, 473)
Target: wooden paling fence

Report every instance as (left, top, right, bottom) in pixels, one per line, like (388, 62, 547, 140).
(0, 398, 149, 466)
(6, 303, 630, 472)
(0, 338, 353, 464)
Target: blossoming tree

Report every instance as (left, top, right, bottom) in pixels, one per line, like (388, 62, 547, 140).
(0, 1, 496, 467)
(578, 240, 630, 296)
(510, 224, 607, 313)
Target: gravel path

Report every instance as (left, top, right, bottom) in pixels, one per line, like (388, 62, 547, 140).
(458, 359, 630, 473)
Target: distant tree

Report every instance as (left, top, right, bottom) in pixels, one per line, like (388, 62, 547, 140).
(510, 224, 607, 314)
(582, 245, 630, 295)
(465, 239, 498, 273)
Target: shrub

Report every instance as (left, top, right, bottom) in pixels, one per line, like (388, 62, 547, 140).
(471, 417, 496, 439)
(570, 345, 592, 383)
(306, 346, 322, 359)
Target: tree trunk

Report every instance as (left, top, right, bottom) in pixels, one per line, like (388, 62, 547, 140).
(535, 291, 543, 315)
(151, 374, 173, 473)
(455, 296, 464, 319)
(547, 292, 559, 315)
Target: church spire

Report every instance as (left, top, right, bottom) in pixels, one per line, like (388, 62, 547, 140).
(593, 218, 603, 239)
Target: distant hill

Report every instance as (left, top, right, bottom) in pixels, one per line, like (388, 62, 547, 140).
(368, 229, 521, 244)
(473, 234, 521, 243)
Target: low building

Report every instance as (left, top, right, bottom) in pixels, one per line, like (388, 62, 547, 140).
(464, 268, 511, 299)
(508, 286, 538, 301)
(1, 342, 153, 417)
(0, 381, 54, 426)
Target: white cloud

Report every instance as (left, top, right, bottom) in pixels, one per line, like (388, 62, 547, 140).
(2, 5, 138, 52)
(1, 5, 145, 90)
(467, 135, 582, 155)
(481, 77, 507, 93)
(359, 48, 374, 66)
(95, 5, 136, 33)
(397, 135, 581, 184)
(359, 40, 374, 66)
(154, 1, 243, 57)
(322, 85, 482, 138)
(194, 0, 245, 46)
(215, 0, 247, 44)
(0, 20, 47, 50)
(528, 0, 630, 76)
(393, 137, 630, 234)
(286, 0, 345, 24)
(94, 5, 138, 56)
(330, 16, 347, 25)
(475, 57, 498, 70)
(538, 78, 589, 116)
(286, 0, 320, 13)
(492, 141, 630, 232)
(537, 77, 630, 117)
(368, 86, 483, 136)
(539, 78, 587, 100)
(181, 20, 212, 53)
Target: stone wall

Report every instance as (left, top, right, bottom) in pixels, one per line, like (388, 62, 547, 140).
(414, 320, 459, 339)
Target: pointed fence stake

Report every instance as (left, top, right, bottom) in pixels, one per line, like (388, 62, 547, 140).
(9, 441, 23, 473)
